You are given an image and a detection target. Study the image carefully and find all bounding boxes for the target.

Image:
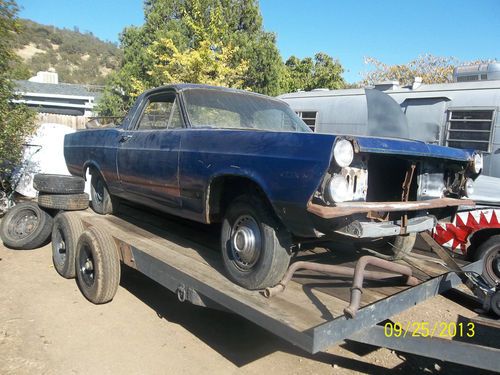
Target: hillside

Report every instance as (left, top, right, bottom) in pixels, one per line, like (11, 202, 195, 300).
(13, 19, 122, 85)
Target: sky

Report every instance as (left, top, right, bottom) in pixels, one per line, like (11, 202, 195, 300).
(16, 0, 500, 83)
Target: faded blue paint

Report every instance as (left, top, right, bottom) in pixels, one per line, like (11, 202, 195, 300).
(353, 136, 473, 161)
(64, 84, 475, 238)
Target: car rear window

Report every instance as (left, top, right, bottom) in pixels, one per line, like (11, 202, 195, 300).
(183, 88, 311, 133)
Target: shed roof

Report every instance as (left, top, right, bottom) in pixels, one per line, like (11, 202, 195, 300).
(14, 79, 102, 99)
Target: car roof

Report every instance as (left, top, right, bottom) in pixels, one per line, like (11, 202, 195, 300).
(143, 83, 284, 103)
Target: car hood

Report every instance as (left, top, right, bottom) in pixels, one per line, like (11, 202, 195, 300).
(348, 135, 474, 162)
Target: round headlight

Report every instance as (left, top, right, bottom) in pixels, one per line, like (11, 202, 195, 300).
(465, 178, 474, 197)
(473, 153, 483, 174)
(328, 174, 352, 203)
(333, 139, 354, 168)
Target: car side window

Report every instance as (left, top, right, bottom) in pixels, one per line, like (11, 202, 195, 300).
(137, 93, 184, 130)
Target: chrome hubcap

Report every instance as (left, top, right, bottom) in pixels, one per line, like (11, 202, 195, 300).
(230, 215, 261, 270)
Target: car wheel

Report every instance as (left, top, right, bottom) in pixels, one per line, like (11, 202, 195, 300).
(221, 194, 292, 290)
(38, 193, 89, 211)
(356, 234, 416, 260)
(75, 226, 121, 304)
(474, 235, 500, 286)
(52, 212, 85, 278)
(0, 202, 53, 250)
(90, 173, 116, 215)
(33, 174, 85, 194)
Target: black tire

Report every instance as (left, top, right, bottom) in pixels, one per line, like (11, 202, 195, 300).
(221, 194, 292, 290)
(52, 212, 85, 278)
(38, 193, 89, 211)
(33, 174, 85, 194)
(0, 202, 53, 250)
(474, 235, 500, 286)
(75, 226, 121, 304)
(90, 173, 117, 215)
(356, 234, 416, 260)
(490, 291, 500, 317)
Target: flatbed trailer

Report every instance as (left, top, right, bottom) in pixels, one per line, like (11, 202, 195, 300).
(69, 205, 500, 372)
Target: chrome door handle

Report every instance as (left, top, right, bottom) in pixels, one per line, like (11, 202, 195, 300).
(119, 134, 132, 143)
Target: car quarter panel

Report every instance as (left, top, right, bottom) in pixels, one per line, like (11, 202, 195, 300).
(177, 129, 335, 227)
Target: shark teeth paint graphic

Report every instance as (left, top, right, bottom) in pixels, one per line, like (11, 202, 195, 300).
(433, 209, 500, 254)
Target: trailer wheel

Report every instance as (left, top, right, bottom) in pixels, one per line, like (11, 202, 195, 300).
(0, 202, 53, 249)
(75, 226, 121, 304)
(33, 174, 85, 194)
(38, 193, 89, 211)
(90, 173, 117, 215)
(52, 212, 85, 278)
(221, 195, 292, 290)
(474, 235, 500, 285)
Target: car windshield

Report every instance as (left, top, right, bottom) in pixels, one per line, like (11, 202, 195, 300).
(183, 88, 311, 133)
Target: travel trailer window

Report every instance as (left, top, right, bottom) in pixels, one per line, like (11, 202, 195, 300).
(445, 109, 495, 152)
(296, 111, 317, 131)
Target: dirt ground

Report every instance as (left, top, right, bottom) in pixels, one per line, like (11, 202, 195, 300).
(0, 242, 496, 375)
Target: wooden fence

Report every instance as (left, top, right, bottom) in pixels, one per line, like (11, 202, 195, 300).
(36, 113, 89, 130)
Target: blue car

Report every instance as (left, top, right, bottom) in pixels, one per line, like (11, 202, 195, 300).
(64, 84, 480, 289)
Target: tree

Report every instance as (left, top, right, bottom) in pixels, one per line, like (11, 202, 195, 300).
(362, 54, 458, 86)
(97, 0, 283, 115)
(283, 53, 345, 92)
(0, 0, 35, 188)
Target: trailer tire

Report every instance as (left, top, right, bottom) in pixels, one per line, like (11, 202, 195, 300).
(33, 174, 85, 194)
(90, 173, 117, 215)
(52, 212, 85, 278)
(474, 235, 500, 285)
(75, 226, 121, 304)
(0, 202, 53, 249)
(38, 193, 89, 211)
(221, 194, 292, 290)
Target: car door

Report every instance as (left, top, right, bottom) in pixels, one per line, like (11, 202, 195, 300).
(116, 90, 184, 208)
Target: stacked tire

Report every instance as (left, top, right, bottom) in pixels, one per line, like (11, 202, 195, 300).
(34, 174, 88, 211)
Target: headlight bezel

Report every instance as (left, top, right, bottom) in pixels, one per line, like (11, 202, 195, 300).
(333, 139, 354, 168)
(327, 173, 352, 203)
(472, 153, 483, 174)
(464, 177, 475, 197)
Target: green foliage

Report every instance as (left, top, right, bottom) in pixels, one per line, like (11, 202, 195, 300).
(98, 0, 347, 115)
(283, 53, 345, 92)
(143, 1, 249, 92)
(362, 55, 458, 86)
(0, 0, 36, 186)
(98, 0, 286, 115)
(12, 19, 122, 85)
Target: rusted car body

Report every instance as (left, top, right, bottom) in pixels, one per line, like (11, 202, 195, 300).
(64, 84, 480, 289)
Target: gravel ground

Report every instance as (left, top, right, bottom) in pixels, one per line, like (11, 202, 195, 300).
(0, 242, 496, 375)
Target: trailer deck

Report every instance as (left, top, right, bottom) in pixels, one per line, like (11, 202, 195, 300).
(71, 205, 499, 372)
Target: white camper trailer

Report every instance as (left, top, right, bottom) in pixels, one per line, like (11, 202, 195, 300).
(279, 63, 500, 179)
